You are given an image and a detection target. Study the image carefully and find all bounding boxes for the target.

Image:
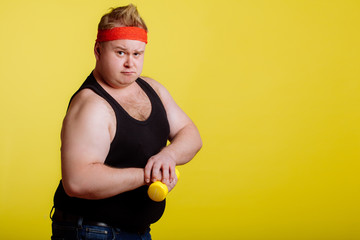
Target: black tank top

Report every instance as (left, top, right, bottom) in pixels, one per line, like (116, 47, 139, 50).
(53, 72, 170, 230)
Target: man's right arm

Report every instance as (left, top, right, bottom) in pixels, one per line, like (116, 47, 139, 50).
(60, 89, 146, 200)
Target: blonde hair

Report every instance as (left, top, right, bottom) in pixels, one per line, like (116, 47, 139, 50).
(98, 4, 148, 32)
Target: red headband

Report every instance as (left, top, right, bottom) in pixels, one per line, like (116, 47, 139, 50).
(96, 27, 148, 44)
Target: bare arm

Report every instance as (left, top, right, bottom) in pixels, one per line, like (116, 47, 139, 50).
(61, 89, 146, 200)
(143, 78, 202, 186)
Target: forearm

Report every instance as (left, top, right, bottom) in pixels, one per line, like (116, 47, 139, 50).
(144, 122, 202, 184)
(62, 164, 146, 200)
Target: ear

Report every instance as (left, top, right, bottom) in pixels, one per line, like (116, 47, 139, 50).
(94, 42, 101, 60)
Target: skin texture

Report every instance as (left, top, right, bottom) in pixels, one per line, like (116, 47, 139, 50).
(60, 38, 202, 200)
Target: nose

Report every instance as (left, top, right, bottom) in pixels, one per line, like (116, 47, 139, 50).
(124, 55, 134, 68)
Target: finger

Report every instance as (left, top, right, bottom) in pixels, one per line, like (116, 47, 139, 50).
(144, 161, 154, 184)
(169, 165, 176, 183)
(161, 165, 170, 184)
(151, 162, 162, 182)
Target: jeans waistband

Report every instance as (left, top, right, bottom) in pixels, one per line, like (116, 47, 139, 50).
(51, 208, 150, 234)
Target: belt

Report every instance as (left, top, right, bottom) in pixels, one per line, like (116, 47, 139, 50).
(52, 208, 111, 228)
(51, 208, 149, 234)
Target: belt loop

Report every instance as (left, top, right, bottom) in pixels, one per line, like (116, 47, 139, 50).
(111, 227, 117, 240)
(77, 216, 84, 228)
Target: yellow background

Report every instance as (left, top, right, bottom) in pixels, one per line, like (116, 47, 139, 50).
(0, 0, 359, 239)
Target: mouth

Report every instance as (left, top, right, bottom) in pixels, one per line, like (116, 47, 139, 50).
(121, 71, 136, 75)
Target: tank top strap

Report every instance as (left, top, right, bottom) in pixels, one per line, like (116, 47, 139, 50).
(68, 72, 120, 112)
(68, 73, 167, 125)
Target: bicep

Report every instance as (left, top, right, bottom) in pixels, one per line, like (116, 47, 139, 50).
(164, 96, 193, 140)
(155, 84, 194, 141)
(61, 94, 112, 180)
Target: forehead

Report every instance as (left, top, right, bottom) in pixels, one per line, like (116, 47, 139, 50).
(104, 39, 146, 51)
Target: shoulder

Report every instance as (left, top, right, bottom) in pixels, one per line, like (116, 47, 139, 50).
(139, 76, 162, 90)
(139, 76, 171, 102)
(64, 88, 115, 128)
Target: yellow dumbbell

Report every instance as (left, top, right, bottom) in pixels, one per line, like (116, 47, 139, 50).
(148, 168, 180, 202)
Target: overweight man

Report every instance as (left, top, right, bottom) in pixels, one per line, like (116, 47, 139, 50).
(51, 4, 202, 240)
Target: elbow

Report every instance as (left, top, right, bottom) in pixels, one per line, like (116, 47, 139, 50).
(62, 180, 80, 198)
(188, 124, 203, 155)
(191, 129, 202, 156)
(62, 178, 90, 198)
(195, 125, 203, 152)
(188, 122, 203, 153)
(196, 136, 203, 153)
(198, 137, 203, 151)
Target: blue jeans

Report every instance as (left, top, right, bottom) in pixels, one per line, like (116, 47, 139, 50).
(51, 221, 152, 240)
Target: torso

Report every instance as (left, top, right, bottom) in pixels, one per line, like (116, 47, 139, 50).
(55, 73, 169, 227)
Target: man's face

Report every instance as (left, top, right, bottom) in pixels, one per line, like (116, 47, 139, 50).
(95, 39, 146, 88)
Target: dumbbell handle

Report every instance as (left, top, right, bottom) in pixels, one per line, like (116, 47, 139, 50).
(147, 168, 180, 202)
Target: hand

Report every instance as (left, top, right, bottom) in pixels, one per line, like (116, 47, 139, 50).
(144, 149, 176, 186)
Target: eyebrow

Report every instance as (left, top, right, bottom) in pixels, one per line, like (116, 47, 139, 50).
(114, 46, 144, 53)
(114, 46, 127, 50)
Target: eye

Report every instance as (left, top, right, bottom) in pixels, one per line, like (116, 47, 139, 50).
(117, 51, 125, 56)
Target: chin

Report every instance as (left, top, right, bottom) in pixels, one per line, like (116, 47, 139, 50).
(118, 75, 138, 85)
